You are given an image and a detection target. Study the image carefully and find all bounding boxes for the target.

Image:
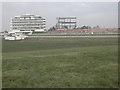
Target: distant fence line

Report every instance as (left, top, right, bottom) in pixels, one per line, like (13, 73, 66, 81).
(29, 36, 118, 38)
(32, 33, 118, 35)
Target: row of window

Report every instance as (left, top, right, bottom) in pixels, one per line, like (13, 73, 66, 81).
(12, 22, 46, 24)
(12, 27, 45, 29)
(12, 21, 45, 23)
(12, 24, 45, 26)
(14, 18, 44, 19)
(12, 19, 46, 22)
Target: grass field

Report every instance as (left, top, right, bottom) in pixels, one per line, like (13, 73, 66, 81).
(2, 38, 118, 88)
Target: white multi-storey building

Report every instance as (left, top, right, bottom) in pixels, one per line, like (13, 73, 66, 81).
(10, 14, 46, 33)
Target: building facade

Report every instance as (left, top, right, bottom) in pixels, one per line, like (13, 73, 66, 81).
(10, 14, 46, 32)
(56, 17, 77, 30)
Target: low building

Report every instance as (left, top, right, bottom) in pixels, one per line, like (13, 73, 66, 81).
(10, 14, 46, 32)
(4, 31, 28, 40)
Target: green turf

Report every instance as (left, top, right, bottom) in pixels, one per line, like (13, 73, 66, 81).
(2, 38, 118, 88)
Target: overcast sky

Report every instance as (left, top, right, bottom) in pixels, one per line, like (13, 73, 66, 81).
(2, 2, 118, 31)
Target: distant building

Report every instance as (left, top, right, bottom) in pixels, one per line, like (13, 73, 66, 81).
(10, 14, 46, 32)
(56, 17, 77, 30)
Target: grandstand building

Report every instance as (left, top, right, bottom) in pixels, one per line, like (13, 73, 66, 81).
(56, 17, 77, 30)
(10, 14, 46, 32)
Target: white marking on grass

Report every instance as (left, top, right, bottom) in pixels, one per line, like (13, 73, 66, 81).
(29, 36, 118, 38)
(34, 52, 79, 58)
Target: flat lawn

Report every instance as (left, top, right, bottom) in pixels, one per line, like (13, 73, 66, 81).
(2, 38, 118, 88)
